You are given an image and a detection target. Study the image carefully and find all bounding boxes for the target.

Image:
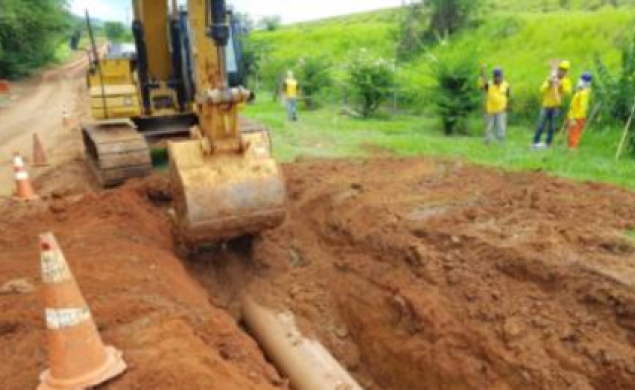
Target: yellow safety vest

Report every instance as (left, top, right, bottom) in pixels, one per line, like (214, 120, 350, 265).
(540, 77, 572, 108)
(285, 78, 298, 98)
(483, 80, 510, 114)
(569, 88, 591, 120)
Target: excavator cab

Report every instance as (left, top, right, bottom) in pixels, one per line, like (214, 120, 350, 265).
(169, 0, 286, 246)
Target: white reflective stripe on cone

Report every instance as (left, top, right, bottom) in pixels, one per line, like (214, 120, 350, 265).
(46, 307, 92, 330)
(13, 156, 24, 168)
(15, 171, 29, 180)
(41, 250, 72, 284)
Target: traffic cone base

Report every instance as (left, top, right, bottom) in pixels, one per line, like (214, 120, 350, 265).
(38, 346, 126, 390)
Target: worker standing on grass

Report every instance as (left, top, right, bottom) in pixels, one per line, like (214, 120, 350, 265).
(480, 67, 511, 145)
(567, 72, 593, 151)
(283, 70, 299, 121)
(533, 61, 572, 149)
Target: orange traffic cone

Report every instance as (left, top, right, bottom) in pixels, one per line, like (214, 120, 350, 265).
(13, 153, 38, 201)
(38, 233, 127, 390)
(32, 134, 49, 167)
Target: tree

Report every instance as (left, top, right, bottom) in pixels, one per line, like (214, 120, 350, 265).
(104, 22, 127, 42)
(395, 1, 427, 60)
(258, 16, 282, 32)
(0, 0, 74, 78)
(426, 0, 482, 40)
(240, 38, 261, 87)
(594, 29, 635, 155)
(427, 47, 481, 135)
(296, 56, 332, 109)
(347, 50, 396, 118)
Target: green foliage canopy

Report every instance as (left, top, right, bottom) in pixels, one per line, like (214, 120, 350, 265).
(104, 22, 128, 43)
(0, 0, 73, 78)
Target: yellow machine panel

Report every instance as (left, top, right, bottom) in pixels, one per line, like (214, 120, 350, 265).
(88, 59, 133, 86)
(90, 85, 142, 119)
(134, 0, 172, 82)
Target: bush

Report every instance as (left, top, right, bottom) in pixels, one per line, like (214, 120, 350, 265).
(594, 29, 635, 155)
(594, 30, 635, 125)
(257, 56, 286, 101)
(296, 56, 332, 109)
(427, 47, 481, 135)
(347, 50, 395, 118)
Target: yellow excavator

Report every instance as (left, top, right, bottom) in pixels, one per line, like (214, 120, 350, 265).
(83, 0, 287, 246)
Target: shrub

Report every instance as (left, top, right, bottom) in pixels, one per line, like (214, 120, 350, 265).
(296, 56, 332, 109)
(594, 28, 635, 155)
(427, 47, 481, 135)
(347, 50, 395, 118)
(594, 30, 635, 125)
(257, 56, 286, 101)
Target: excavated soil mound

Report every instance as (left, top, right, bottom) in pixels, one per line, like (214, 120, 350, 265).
(194, 158, 635, 390)
(2, 157, 635, 390)
(0, 164, 281, 390)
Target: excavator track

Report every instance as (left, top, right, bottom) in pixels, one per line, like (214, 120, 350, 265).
(82, 121, 153, 188)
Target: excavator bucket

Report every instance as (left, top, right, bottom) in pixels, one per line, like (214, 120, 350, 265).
(168, 127, 287, 246)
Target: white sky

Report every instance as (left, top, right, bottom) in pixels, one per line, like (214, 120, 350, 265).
(71, 0, 406, 24)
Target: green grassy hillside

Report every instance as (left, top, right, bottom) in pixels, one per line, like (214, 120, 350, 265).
(250, 8, 402, 63)
(251, 4, 635, 119)
(422, 8, 635, 116)
(243, 2, 635, 189)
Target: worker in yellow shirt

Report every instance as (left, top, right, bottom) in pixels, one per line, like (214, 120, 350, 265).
(282, 70, 299, 121)
(567, 72, 593, 150)
(533, 60, 573, 148)
(480, 67, 511, 145)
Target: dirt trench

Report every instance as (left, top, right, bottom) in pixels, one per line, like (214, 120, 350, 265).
(2, 157, 635, 390)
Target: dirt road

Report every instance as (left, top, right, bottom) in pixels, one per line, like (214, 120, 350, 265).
(0, 54, 88, 197)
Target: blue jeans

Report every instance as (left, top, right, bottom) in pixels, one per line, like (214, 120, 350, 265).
(533, 108, 560, 145)
(286, 98, 298, 121)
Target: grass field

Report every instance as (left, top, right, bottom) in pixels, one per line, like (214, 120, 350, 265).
(246, 2, 635, 189)
(252, 6, 635, 119)
(245, 101, 635, 190)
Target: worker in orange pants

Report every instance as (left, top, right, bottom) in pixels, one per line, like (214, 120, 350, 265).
(567, 72, 593, 150)
(568, 118, 586, 150)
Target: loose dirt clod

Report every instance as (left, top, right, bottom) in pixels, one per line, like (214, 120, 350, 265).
(2, 157, 635, 390)
(0, 278, 35, 295)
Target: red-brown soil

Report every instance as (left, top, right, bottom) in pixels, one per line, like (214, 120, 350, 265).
(2, 157, 635, 390)
(0, 166, 281, 390)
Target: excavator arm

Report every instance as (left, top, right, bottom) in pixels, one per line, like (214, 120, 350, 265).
(168, 0, 287, 246)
